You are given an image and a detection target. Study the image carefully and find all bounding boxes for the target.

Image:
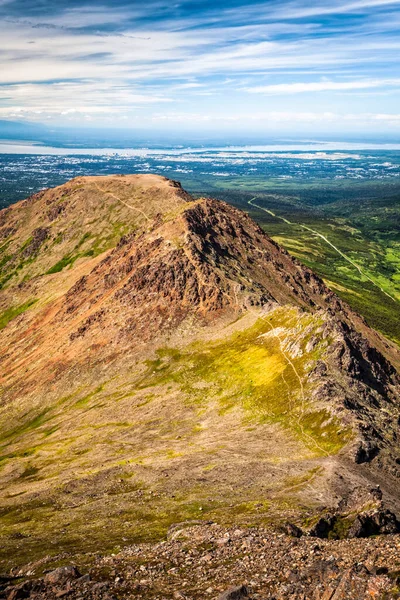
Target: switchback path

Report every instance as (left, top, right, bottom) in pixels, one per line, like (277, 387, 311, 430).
(248, 197, 396, 303)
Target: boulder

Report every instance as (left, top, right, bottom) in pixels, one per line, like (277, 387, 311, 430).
(309, 516, 337, 539)
(282, 522, 303, 538)
(6, 582, 32, 600)
(44, 565, 81, 585)
(218, 584, 249, 600)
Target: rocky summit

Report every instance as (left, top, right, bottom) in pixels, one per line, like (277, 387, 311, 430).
(1, 174, 400, 599)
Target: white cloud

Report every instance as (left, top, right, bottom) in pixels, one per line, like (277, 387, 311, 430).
(0, 0, 399, 130)
(246, 78, 400, 94)
(223, 0, 400, 23)
(0, 81, 173, 123)
(41, 6, 132, 28)
(148, 110, 400, 125)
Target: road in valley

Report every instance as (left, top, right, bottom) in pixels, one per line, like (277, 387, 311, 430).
(248, 197, 396, 303)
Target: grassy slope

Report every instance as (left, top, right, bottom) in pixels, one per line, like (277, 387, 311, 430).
(0, 307, 350, 569)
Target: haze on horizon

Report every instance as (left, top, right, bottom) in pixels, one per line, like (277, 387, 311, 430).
(1, 0, 400, 139)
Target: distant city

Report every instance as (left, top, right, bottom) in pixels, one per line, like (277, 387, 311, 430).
(1, 142, 399, 208)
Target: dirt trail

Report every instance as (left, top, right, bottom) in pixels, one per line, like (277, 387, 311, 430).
(93, 183, 151, 223)
(260, 311, 330, 457)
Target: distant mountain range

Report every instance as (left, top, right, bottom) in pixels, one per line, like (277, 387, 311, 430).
(2, 119, 399, 149)
(0, 119, 44, 139)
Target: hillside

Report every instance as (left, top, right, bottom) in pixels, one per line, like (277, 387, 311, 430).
(0, 175, 400, 583)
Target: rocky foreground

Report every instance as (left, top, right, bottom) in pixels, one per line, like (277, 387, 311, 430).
(2, 523, 400, 600)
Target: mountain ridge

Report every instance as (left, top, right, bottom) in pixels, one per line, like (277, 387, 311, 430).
(0, 174, 399, 571)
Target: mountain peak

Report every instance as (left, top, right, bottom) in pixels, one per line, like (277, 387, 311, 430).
(0, 175, 399, 569)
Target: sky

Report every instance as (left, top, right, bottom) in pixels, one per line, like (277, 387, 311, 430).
(1, 0, 400, 137)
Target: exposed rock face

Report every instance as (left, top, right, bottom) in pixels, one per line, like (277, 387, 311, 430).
(348, 509, 399, 538)
(59, 197, 335, 317)
(309, 486, 400, 540)
(309, 317, 400, 472)
(21, 227, 50, 258)
(309, 509, 400, 540)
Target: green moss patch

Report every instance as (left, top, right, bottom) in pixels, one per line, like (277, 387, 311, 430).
(139, 308, 351, 455)
(74, 385, 104, 408)
(0, 298, 37, 330)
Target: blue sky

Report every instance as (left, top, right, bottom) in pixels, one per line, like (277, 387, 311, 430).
(1, 0, 400, 136)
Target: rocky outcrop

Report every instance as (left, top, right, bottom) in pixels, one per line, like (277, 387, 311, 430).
(309, 486, 400, 540)
(21, 227, 49, 258)
(304, 313, 400, 473)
